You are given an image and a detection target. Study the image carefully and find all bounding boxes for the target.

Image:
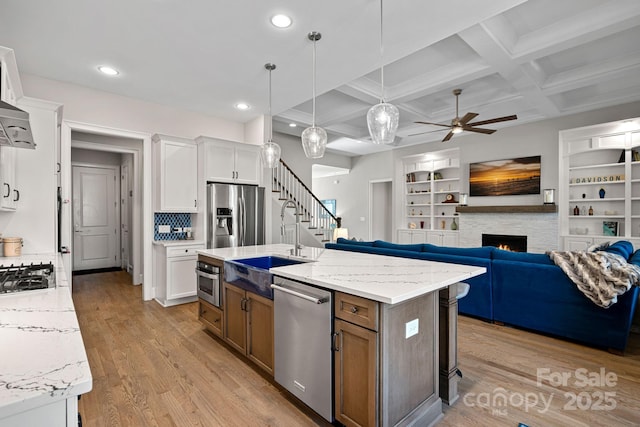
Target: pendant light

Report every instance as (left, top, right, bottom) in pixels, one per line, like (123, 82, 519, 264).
(367, 0, 399, 145)
(260, 63, 281, 168)
(301, 31, 328, 159)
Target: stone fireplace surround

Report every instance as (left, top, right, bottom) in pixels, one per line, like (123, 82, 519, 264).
(457, 210, 559, 253)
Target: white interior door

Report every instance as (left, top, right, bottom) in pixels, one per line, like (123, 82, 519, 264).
(370, 180, 392, 241)
(121, 162, 130, 271)
(73, 165, 120, 271)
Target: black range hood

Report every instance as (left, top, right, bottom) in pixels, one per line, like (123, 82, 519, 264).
(0, 100, 35, 149)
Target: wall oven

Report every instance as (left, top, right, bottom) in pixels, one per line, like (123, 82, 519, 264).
(196, 260, 220, 307)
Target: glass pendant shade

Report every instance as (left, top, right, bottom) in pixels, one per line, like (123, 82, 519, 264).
(260, 139, 281, 168)
(261, 63, 281, 168)
(301, 126, 327, 158)
(367, 0, 399, 145)
(367, 102, 399, 145)
(302, 31, 327, 159)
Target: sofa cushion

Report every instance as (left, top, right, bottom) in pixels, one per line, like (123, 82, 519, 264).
(628, 249, 640, 267)
(422, 244, 494, 259)
(372, 240, 423, 252)
(336, 237, 374, 247)
(600, 240, 634, 260)
(492, 248, 554, 265)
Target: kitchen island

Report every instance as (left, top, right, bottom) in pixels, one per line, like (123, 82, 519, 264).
(198, 244, 486, 426)
(0, 254, 92, 427)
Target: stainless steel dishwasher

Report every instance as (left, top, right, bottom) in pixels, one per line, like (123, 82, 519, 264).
(271, 276, 333, 422)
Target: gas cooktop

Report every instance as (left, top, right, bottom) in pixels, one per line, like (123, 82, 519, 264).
(0, 262, 55, 294)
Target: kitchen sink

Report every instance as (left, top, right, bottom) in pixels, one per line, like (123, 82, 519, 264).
(224, 256, 307, 299)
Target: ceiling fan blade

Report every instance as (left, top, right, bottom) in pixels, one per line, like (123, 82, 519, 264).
(459, 112, 479, 125)
(467, 115, 517, 127)
(409, 128, 449, 137)
(462, 126, 496, 135)
(414, 121, 452, 128)
(442, 131, 455, 142)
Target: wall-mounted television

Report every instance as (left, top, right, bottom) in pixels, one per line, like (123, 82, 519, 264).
(469, 155, 541, 197)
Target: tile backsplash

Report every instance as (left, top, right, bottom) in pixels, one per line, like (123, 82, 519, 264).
(154, 213, 191, 240)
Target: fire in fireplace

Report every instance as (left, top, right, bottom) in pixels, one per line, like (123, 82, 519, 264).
(482, 233, 527, 252)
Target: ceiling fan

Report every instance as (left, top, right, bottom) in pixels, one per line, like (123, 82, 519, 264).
(413, 89, 517, 142)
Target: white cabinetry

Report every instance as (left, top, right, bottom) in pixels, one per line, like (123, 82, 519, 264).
(559, 119, 640, 249)
(153, 242, 204, 306)
(0, 146, 17, 210)
(398, 148, 460, 246)
(196, 136, 260, 184)
(1, 396, 78, 427)
(397, 229, 427, 244)
(0, 48, 22, 212)
(153, 134, 197, 212)
(427, 230, 459, 247)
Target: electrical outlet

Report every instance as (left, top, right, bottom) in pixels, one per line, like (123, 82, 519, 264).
(184, 227, 192, 233)
(158, 225, 170, 233)
(405, 319, 419, 339)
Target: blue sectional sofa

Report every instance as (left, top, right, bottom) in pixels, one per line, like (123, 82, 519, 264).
(325, 238, 640, 352)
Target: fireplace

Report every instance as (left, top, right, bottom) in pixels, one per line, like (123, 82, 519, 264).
(482, 233, 527, 252)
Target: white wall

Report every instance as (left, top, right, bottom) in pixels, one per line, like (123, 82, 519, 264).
(313, 101, 640, 242)
(275, 132, 351, 188)
(71, 148, 122, 165)
(313, 151, 394, 240)
(22, 74, 245, 142)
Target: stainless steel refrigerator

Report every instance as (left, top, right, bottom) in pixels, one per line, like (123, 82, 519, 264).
(207, 183, 265, 248)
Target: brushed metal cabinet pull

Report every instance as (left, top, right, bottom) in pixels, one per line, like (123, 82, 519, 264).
(350, 306, 358, 314)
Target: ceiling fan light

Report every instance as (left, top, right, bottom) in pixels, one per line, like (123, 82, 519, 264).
(452, 125, 463, 134)
(367, 102, 399, 144)
(260, 140, 281, 168)
(301, 126, 327, 158)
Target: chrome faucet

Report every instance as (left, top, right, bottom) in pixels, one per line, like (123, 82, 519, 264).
(281, 199, 302, 256)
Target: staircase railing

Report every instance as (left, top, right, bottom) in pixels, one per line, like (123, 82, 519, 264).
(272, 159, 338, 243)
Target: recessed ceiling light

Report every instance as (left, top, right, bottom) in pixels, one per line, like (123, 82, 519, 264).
(235, 102, 250, 111)
(98, 65, 119, 76)
(271, 14, 292, 28)
(289, 123, 297, 128)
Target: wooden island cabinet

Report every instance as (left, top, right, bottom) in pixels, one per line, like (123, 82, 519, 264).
(223, 282, 274, 375)
(334, 291, 441, 427)
(196, 245, 486, 427)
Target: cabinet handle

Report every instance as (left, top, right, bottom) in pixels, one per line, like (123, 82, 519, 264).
(213, 318, 220, 323)
(332, 332, 340, 352)
(350, 306, 358, 314)
(240, 298, 247, 311)
(3, 183, 9, 198)
(194, 199, 197, 208)
(13, 189, 19, 202)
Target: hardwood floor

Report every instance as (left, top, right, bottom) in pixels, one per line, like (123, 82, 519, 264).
(73, 271, 640, 426)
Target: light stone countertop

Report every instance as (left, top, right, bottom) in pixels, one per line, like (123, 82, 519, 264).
(197, 244, 486, 304)
(152, 240, 205, 247)
(0, 253, 92, 420)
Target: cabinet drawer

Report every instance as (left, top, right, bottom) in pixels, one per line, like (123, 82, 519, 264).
(167, 246, 203, 257)
(335, 292, 378, 331)
(199, 300, 223, 337)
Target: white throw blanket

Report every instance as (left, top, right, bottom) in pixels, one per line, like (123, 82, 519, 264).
(547, 250, 640, 308)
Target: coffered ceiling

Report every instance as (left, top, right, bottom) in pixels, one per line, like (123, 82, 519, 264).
(1, 0, 639, 157)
